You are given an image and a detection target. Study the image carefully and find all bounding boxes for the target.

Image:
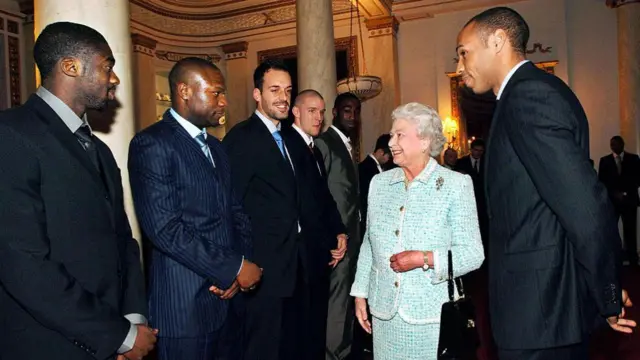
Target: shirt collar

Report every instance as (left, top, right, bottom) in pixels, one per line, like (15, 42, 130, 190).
(255, 110, 281, 134)
(496, 60, 530, 100)
(292, 123, 313, 147)
(331, 125, 351, 145)
(36, 86, 91, 134)
(614, 152, 624, 160)
(170, 108, 205, 139)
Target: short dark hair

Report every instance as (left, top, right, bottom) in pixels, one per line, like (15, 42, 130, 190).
(465, 7, 529, 55)
(611, 135, 624, 144)
(374, 134, 391, 154)
(471, 138, 486, 149)
(168, 57, 220, 101)
(334, 92, 360, 109)
(253, 59, 290, 91)
(33, 22, 109, 82)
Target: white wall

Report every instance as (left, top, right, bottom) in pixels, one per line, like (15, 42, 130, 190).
(397, 0, 619, 159)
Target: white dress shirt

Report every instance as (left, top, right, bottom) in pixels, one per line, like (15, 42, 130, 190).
(496, 60, 530, 100)
(331, 125, 352, 156)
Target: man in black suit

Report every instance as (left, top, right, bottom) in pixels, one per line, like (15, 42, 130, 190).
(455, 138, 488, 251)
(0, 22, 156, 360)
(223, 60, 311, 360)
(129, 58, 262, 359)
(358, 134, 391, 226)
(286, 88, 348, 359)
(457, 7, 635, 359)
(599, 136, 640, 266)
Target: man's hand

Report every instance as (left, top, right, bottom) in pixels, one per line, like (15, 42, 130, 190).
(329, 234, 348, 268)
(209, 280, 240, 300)
(236, 259, 262, 290)
(607, 289, 637, 334)
(122, 325, 158, 360)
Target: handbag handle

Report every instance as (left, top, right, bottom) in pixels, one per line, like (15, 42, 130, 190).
(447, 250, 465, 301)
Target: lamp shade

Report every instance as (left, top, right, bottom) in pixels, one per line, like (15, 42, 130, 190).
(337, 75, 382, 101)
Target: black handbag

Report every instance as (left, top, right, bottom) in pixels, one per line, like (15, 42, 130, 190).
(437, 250, 479, 360)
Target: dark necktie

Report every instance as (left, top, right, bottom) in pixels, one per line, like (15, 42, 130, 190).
(75, 125, 100, 171)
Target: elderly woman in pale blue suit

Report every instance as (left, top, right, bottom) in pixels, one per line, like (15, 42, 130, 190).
(351, 102, 485, 359)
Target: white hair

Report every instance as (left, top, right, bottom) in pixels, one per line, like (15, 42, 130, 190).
(391, 102, 446, 157)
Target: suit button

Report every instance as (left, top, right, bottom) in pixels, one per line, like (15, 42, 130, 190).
(394, 281, 399, 287)
(400, 206, 404, 212)
(395, 230, 399, 236)
(104, 194, 110, 200)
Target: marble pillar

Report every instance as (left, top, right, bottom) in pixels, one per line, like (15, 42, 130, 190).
(614, 0, 640, 153)
(221, 41, 250, 130)
(34, 0, 140, 239)
(296, 0, 337, 128)
(363, 16, 400, 157)
(131, 33, 158, 131)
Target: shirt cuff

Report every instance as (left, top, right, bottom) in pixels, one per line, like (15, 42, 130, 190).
(118, 314, 148, 354)
(117, 322, 137, 354)
(237, 255, 244, 275)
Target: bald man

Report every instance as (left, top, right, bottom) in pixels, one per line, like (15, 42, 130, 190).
(129, 57, 262, 359)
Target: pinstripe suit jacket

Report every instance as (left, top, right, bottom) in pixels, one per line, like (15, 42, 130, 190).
(128, 110, 251, 337)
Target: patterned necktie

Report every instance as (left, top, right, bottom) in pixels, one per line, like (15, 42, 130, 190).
(194, 130, 215, 168)
(615, 154, 622, 175)
(75, 125, 100, 172)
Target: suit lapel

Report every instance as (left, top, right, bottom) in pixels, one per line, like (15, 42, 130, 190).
(28, 95, 107, 193)
(251, 115, 296, 181)
(163, 111, 219, 181)
(326, 127, 357, 183)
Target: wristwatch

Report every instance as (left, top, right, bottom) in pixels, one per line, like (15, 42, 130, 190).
(422, 251, 429, 271)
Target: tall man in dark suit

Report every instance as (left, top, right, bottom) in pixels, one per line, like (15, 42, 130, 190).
(455, 138, 488, 251)
(315, 92, 361, 360)
(0, 22, 156, 360)
(223, 60, 309, 360)
(286, 89, 348, 359)
(599, 136, 640, 266)
(358, 134, 391, 227)
(457, 7, 635, 359)
(128, 58, 262, 359)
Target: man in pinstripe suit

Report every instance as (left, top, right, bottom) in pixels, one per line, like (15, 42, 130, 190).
(129, 58, 262, 359)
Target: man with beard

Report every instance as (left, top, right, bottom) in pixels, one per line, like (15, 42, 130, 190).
(315, 92, 362, 360)
(457, 7, 635, 359)
(128, 57, 261, 359)
(223, 60, 309, 360)
(0, 22, 156, 359)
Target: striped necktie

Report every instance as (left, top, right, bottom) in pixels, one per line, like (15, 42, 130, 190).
(194, 130, 215, 168)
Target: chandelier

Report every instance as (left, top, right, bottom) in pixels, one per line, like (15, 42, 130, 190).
(336, 0, 382, 102)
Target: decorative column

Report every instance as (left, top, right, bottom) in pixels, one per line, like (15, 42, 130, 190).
(34, 0, 140, 239)
(131, 33, 158, 131)
(296, 0, 337, 127)
(363, 16, 400, 154)
(610, 0, 640, 153)
(221, 41, 250, 130)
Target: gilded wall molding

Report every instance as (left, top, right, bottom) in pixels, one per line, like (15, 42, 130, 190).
(365, 16, 399, 38)
(131, 33, 158, 57)
(129, 0, 352, 37)
(155, 50, 222, 64)
(222, 41, 249, 60)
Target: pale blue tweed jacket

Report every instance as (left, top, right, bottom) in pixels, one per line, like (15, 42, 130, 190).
(351, 159, 485, 324)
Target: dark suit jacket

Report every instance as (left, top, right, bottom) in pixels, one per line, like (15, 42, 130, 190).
(358, 155, 381, 229)
(223, 114, 303, 297)
(315, 127, 361, 257)
(282, 125, 346, 280)
(485, 62, 621, 349)
(128, 111, 251, 338)
(598, 152, 640, 208)
(0, 95, 146, 359)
